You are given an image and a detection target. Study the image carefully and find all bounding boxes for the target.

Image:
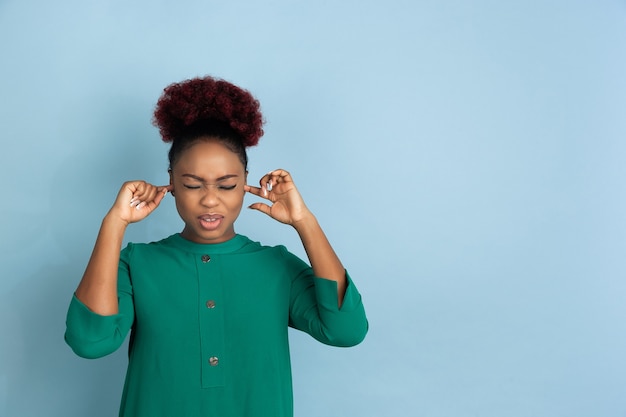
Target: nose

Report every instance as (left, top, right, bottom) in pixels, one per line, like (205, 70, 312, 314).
(200, 185, 219, 207)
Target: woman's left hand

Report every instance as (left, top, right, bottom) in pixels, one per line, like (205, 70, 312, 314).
(244, 169, 312, 226)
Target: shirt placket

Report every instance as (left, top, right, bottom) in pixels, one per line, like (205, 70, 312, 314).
(196, 253, 225, 388)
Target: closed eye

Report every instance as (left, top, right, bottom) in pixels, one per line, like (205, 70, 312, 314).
(182, 184, 237, 190)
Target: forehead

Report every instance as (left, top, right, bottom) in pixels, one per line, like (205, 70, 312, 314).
(173, 139, 245, 177)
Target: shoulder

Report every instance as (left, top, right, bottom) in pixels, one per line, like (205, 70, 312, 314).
(229, 235, 291, 259)
(121, 234, 177, 252)
(226, 235, 307, 268)
(119, 234, 181, 263)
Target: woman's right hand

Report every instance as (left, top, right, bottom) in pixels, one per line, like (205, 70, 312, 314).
(107, 181, 172, 225)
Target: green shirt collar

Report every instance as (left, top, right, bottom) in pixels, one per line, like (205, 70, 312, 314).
(167, 233, 252, 254)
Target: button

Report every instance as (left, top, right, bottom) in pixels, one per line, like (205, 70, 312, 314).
(209, 356, 219, 366)
(201, 254, 211, 263)
(206, 300, 216, 309)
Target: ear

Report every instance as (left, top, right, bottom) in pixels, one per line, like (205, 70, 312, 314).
(168, 169, 175, 196)
(241, 170, 248, 196)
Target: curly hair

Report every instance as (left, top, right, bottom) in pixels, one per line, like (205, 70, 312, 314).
(152, 76, 264, 169)
(153, 76, 264, 146)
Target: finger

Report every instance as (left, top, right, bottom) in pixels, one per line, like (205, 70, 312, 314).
(131, 184, 170, 209)
(258, 172, 272, 190)
(244, 184, 263, 197)
(265, 169, 293, 190)
(260, 170, 284, 185)
(246, 184, 274, 200)
(128, 182, 147, 208)
(257, 169, 288, 196)
(135, 190, 164, 211)
(129, 182, 153, 201)
(248, 202, 272, 216)
(146, 186, 169, 209)
(248, 181, 273, 199)
(132, 188, 157, 209)
(267, 169, 291, 181)
(138, 183, 169, 197)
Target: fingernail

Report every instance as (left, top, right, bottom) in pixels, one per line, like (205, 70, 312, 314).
(135, 202, 144, 210)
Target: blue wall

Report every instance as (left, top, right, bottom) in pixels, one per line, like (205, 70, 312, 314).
(1, 1, 625, 416)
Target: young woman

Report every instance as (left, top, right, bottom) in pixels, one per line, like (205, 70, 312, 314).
(65, 76, 368, 417)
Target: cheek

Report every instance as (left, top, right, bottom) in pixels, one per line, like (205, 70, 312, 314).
(173, 193, 194, 212)
(173, 196, 186, 214)
(226, 190, 245, 209)
(232, 192, 245, 207)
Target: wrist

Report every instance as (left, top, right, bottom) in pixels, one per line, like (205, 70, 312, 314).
(291, 211, 318, 234)
(103, 210, 131, 230)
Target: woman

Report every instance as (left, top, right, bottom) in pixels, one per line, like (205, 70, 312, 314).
(65, 76, 368, 417)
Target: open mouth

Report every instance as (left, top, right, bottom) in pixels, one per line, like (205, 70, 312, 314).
(199, 214, 224, 231)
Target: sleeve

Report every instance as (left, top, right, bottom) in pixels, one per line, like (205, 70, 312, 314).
(284, 247, 368, 347)
(64, 243, 136, 359)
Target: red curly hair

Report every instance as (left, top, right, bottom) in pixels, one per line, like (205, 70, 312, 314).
(152, 76, 264, 147)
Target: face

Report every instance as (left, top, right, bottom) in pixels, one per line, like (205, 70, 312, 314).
(170, 138, 247, 244)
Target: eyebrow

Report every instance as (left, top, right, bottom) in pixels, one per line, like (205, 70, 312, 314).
(181, 173, 239, 183)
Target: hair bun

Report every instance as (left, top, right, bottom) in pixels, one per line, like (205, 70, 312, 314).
(153, 76, 264, 147)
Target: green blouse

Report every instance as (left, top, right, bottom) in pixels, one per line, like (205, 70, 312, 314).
(65, 234, 368, 417)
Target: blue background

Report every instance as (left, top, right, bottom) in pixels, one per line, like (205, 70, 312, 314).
(1, 1, 625, 416)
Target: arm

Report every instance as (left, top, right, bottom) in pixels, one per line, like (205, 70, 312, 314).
(291, 213, 347, 306)
(285, 250, 368, 347)
(75, 181, 170, 315)
(75, 215, 127, 315)
(245, 169, 347, 306)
